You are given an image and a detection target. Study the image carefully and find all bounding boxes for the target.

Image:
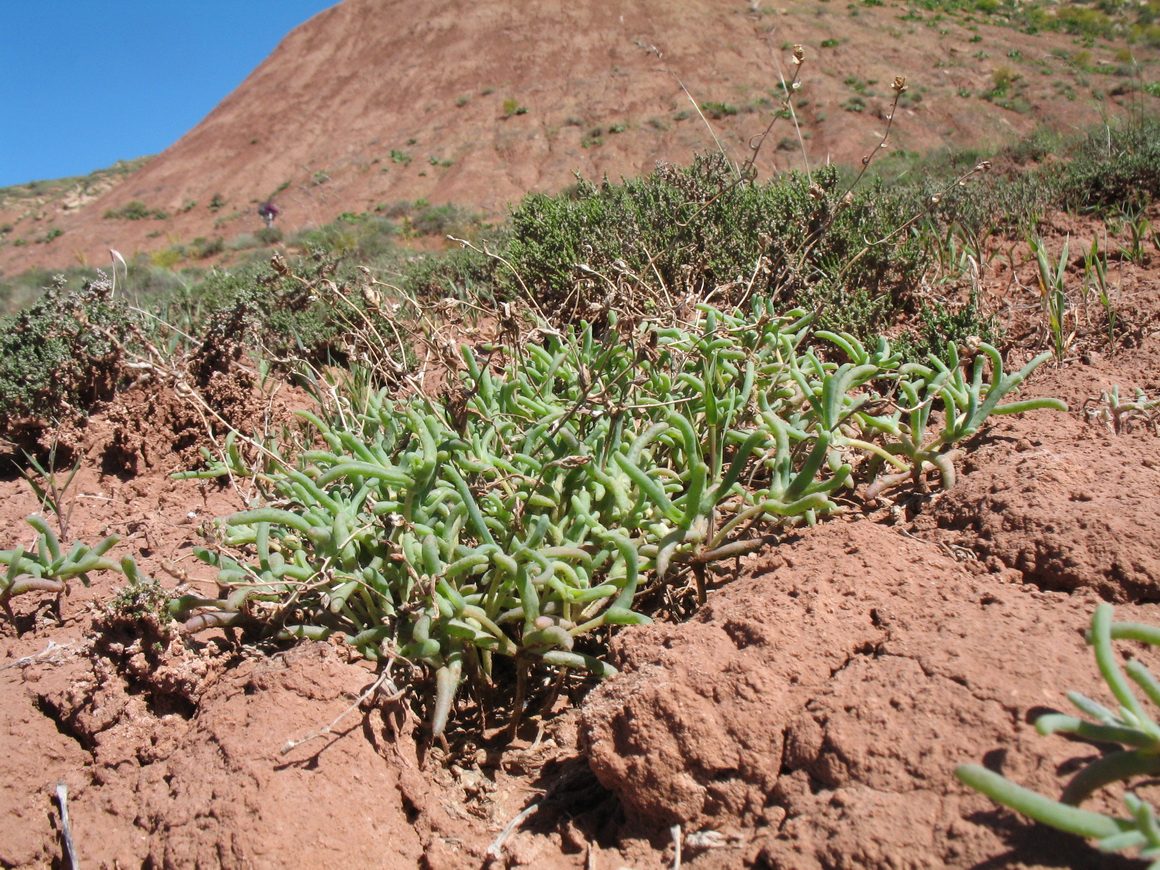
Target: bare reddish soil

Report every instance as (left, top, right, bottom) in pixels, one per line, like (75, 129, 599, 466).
(2, 0, 1158, 276)
(2, 215, 1160, 868)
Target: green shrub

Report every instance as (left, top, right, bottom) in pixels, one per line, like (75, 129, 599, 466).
(985, 65, 1018, 99)
(411, 202, 476, 237)
(899, 290, 1001, 360)
(103, 200, 166, 221)
(255, 226, 284, 245)
(170, 259, 338, 364)
(699, 101, 739, 119)
(228, 234, 260, 251)
(189, 237, 225, 259)
(1057, 117, 1160, 211)
(290, 214, 398, 261)
(503, 154, 929, 346)
(166, 252, 418, 376)
(376, 200, 414, 219)
(0, 275, 139, 435)
(400, 246, 496, 302)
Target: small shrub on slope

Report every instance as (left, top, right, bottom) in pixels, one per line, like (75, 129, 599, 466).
(0, 274, 138, 436)
(1058, 117, 1160, 212)
(503, 154, 928, 344)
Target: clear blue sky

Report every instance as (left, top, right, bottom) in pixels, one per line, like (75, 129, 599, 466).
(0, 1, 337, 188)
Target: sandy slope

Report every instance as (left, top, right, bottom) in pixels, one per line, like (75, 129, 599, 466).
(2, 0, 1157, 275)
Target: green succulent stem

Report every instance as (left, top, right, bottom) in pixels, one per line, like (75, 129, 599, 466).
(959, 604, 1160, 867)
(179, 302, 1062, 735)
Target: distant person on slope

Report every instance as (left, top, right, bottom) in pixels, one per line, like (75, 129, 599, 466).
(258, 200, 281, 228)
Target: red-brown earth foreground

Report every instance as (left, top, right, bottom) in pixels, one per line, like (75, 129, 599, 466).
(2, 229, 1160, 867)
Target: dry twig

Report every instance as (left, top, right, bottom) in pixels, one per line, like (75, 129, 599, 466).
(56, 782, 78, 870)
(280, 667, 403, 755)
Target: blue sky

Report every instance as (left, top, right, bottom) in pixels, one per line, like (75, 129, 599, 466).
(1, 1, 336, 188)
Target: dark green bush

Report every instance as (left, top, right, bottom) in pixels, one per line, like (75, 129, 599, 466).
(165, 254, 412, 374)
(376, 200, 415, 219)
(400, 245, 496, 302)
(188, 236, 225, 259)
(1057, 117, 1160, 211)
(169, 259, 333, 359)
(0, 275, 139, 434)
(290, 214, 398, 261)
(700, 101, 740, 119)
(905, 116, 1160, 238)
(103, 200, 167, 221)
(255, 226, 284, 245)
(897, 290, 1001, 360)
(411, 202, 477, 237)
(503, 154, 929, 343)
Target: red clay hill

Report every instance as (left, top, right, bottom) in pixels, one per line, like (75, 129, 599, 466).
(1, 0, 1156, 275)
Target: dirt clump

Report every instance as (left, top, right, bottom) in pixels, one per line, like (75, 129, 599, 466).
(16, 641, 430, 868)
(914, 338, 1160, 603)
(919, 413, 1160, 601)
(579, 518, 1159, 869)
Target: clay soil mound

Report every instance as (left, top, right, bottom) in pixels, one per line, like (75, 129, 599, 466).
(912, 239, 1160, 604)
(920, 407, 1160, 601)
(579, 519, 1154, 869)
